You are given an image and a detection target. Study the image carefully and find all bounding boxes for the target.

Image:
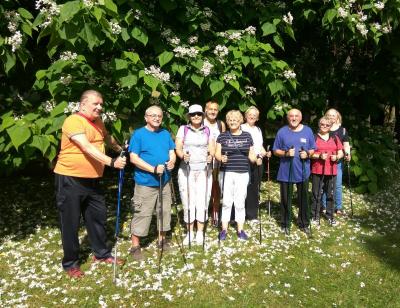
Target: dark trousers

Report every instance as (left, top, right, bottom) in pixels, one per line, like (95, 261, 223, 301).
(311, 174, 336, 220)
(55, 174, 111, 270)
(280, 181, 310, 228)
(245, 163, 262, 220)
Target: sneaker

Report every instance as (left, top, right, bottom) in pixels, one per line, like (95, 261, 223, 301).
(92, 255, 125, 265)
(66, 267, 85, 278)
(195, 232, 204, 245)
(335, 209, 343, 216)
(157, 239, 173, 252)
(311, 218, 320, 226)
(182, 233, 195, 245)
(219, 230, 227, 241)
(130, 246, 144, 261)
(237, 230, 249, 241)
(328, 218, 338, 226)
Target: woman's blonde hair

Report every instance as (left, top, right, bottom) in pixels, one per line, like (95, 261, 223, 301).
(225, 110, 244, 127)
(244, 106, 260, 120)
(325, 108, 342, 124)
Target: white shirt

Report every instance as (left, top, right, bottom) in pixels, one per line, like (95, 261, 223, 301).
(241, 123, 263, 155)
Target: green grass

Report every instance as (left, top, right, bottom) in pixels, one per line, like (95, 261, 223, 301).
(1, 171, 399, 307)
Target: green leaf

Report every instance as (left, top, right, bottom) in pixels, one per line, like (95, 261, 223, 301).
(46, 115, 66, 134)
(113, 119, 122, 133)
(261, 22, 276, 36)
(268, 80, 284, 95)
(131, 27, 148, 46)
(122, 51, 140, 64)
(191, 74, 204, 89)
(273, 34, 284, 50)
(303, 9, 316, 21)
(260, 43, 273, 54)
(120, 75, 138, 88)
(21, 23, 32, 37)
(171, 63, 186, 76)
(242, 56, 250, 67)
(160, 0, 177, 12)
(59, 0, 81, 23)
(353, 165, 363, 177)
(158, 51, 174, 67)
(0, 115, 15, 132)
(50, 102, 68, 117)
(210, 80, 225, 97)
(31, 135, 50, 156)
(113, 58, 128, 70)
(233, 50, 243, 59)
(104, 0, 118, 14)
(251, 57, 262, 68)
(5, 51, 16, 74)
(7, 125, 31, 150)
(229, 80, 241, 92)
(144, 75, 159, 90)
(323, 9, 337, 25)
(17, 8, 34, 19)
(367, 181, 378, 193)
(92, 7, 103, 22)
(121, 28, 130, 41)
(78, 23, 99, 50)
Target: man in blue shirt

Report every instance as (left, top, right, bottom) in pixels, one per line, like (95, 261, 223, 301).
(273, 109, 315, 235)
(129, 105, 176, 260)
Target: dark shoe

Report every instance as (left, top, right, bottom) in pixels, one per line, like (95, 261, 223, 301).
(335, 209, 343, 216)
(92, 255, 125, 265)
(281, 226, 289, 235)
(66, 267, 84, 278)
(219, 230, 227, 240)
(130, 246, 144, 261)
(237, 230, 249, 241)
(311, 218, 320, 226)
(157, 239, 173, 252)
(328, 218, 338, 226)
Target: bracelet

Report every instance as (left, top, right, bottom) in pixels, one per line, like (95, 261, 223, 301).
(153, 166, 158, 174)
(110, 157, 117, 168)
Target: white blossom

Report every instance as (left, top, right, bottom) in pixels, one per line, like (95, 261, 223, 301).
(223, 73, 236, 83)
(134, 9, 142, 20)
(109, 21, 122, 35)
(382, 24, 392, 33)
(6, 31, 23, 52)
(204, 7, 213, 18)
(43, 100, 55, 113)
(360, 282, 365, 288)
(167, 36, 181, 45)
(283, 69, 296, 79)
(102, 111, 117, 122)
(188, 36, 198, 44)
(374, 2, 384, 10)
(180, 100, 189, 108)
(5, 11, 20, 33)
(35, 0, 60, 28)
(60, 74, 72, 85)
(337, 7, 348, 18)
(171, 91, 180, 97)
(357, 11, 367, 22)
(59, 51, 78, 61)
(228, 32, 242, 40)
(245, 85, 257, 96)
(200, 60, 213, 76)
(244, 26, 256, 35)
(283, 12, 293, 25)
(64, 102, 80, 114)
(214, 45, 229, 58)
(200, 22, 211, 31)
(356, 23, 368, 36)
(173, 46, 198, 58)
(83, 0, 97, 8)
(144, 65, 170, 82)
(372, 23, 382, 31)
(161, 29, 172, 38)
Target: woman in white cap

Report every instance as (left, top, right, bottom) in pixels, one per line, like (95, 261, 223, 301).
(176, 104, 214, 245)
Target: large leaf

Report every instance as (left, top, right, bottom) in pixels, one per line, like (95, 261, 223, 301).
(144, 75, 159, 90)
(158, 51, 174, 67)
(171, 63, 186, 76)
(78, 23, 100, 50)
(268, 80, 284, 95)
(261, 22, 276, 36)
(31, 135, 50, 156)
(131, 27, 148, 46)
(59, 1, 81, 23)
(210, 80, 225, 97)
(4, 51, 16, 74)
(7, 125, 31, 150)
(191, 74, 204, 89)
(120, 75, 138, 88)
(104, 0, 118, 14)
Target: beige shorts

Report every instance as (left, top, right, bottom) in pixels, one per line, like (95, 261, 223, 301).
(130, 183, 172, 237)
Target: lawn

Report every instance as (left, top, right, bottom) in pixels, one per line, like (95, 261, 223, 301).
(0, 169, 399, 307)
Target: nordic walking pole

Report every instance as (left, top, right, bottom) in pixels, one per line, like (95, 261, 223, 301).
(316, 152, 327, 225)
(286, 146, 294, 235)
(157, 168, 164, 273)
(113, 147, 127, 284)
(300, 146, 311, 237)
(218, 151, 228, 246)
(203, 151, 210, 251)
(266, 145, 271, 216)
(168, 166, 187, 265)
(185, 151, 191, 249)
(345, 152, 354, 217)
(257, 153, 263, 244)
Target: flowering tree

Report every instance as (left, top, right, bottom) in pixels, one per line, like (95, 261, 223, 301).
(0, 0, 399, 192)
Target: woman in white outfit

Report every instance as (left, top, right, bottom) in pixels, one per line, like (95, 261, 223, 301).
(176, 104, 214, 245)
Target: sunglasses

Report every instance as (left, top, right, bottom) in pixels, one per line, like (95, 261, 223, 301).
(189, 112, 203, 117)
(320, 123, 331, 127)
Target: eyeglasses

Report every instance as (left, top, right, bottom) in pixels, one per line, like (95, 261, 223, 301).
(146, 114, 162, 119)
(320, 123, 331, 127)
(189, 112, 203, 117)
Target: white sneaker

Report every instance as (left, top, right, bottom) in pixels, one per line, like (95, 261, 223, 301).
(195, 232, 204, 245)
(183, 233, 195, 245)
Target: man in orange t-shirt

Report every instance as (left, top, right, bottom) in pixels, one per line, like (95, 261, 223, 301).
(54, 90, 126, 278)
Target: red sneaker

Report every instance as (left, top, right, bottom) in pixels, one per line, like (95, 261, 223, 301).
(66, 267, 85, 278)
(92, 255, 125, 265)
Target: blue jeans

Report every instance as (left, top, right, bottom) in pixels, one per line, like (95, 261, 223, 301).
(322, 161, 343, 210)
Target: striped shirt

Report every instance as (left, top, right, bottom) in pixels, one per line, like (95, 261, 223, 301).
(217, 131, 253, 173)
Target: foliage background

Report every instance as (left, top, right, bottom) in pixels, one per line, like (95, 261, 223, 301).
(1, 0, 399, 192)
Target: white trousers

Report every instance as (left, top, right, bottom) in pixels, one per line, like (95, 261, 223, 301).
(178, 166, 212, 223)
(219, 171, 249, 224)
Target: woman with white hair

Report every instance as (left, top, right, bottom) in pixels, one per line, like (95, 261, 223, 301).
(241, 106, 271, 222)
(176, 104, 214, 245)
(322, 108, 351, 215)
(215, 110, 257, 241)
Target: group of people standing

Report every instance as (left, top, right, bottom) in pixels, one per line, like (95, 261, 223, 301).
(54, 89, 350, 278)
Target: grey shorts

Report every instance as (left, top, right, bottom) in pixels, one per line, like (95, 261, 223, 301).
(130, 183, 172, 237)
